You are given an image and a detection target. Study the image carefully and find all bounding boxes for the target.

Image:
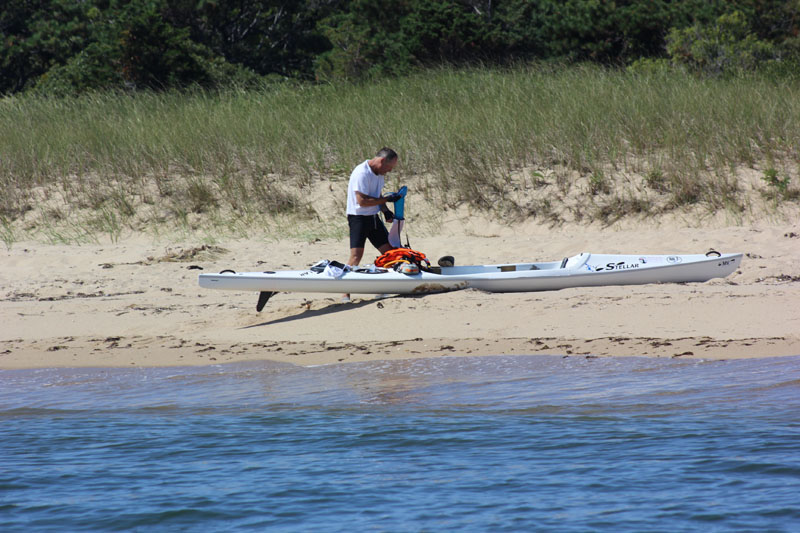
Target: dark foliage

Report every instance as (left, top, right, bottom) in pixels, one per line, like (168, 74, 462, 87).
(2, 0, 799, 94)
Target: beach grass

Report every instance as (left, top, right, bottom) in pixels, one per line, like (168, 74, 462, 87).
(1, 64, 799, 243)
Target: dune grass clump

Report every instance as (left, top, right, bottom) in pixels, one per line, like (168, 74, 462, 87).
(1, 64, 799, 243)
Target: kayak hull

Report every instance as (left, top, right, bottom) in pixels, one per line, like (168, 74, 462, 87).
(198, 252, 741, 295)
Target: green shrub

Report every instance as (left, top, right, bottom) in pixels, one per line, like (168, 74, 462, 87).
(667, 11, 779, 76)
(762, 167, 792, 199)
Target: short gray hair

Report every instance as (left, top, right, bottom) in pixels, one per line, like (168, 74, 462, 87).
(376, 147, 398, 160)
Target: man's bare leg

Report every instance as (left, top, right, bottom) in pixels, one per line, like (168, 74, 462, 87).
(342, 244, 393, 301)
(342, 248, 364, 301)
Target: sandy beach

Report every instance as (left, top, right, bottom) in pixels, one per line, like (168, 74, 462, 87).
(2, 209, 799, 369)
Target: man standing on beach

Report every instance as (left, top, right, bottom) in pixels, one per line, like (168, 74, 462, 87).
(343, 147, 400, 302)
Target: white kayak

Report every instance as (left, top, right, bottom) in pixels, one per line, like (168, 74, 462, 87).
(198, 251, 742, 310)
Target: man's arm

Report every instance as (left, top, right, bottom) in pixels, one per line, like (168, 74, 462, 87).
(355, 191, 391, 207)
(380, 202, 393, 222)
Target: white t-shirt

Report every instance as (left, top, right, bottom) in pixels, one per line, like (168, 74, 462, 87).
(346, 160, 385, 216)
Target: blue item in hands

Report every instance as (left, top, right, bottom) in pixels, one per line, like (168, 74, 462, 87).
(392, 186, 407, 220)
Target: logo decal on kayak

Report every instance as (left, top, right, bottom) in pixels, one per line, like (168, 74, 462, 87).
(666, 256, 682, 264)
(592, 261, 641, 271)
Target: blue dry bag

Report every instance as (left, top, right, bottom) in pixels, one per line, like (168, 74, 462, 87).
(392, 185, 408, 220)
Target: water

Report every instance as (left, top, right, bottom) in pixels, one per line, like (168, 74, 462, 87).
(2, 355, 799, 532)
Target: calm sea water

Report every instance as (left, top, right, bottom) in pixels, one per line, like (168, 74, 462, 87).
(2, 355, 799, 532)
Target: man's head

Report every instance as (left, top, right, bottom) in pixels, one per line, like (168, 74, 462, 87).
(371, 147, 398, 175)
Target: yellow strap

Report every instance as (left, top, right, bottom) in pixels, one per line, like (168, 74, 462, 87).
(383, 259, 410, 267)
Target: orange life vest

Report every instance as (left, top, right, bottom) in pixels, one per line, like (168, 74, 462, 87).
(374, 248, 430, 269)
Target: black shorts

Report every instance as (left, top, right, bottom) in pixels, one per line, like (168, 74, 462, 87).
(348, 214, 389, 249)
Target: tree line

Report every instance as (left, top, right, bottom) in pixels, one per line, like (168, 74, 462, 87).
(2, 0, 799, 95)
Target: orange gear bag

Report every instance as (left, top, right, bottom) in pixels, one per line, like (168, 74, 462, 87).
(374, 248, 430, 269)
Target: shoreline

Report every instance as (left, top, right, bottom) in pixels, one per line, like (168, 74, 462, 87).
(2, 334, 798, 371)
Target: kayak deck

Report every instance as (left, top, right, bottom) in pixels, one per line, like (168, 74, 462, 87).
(198, 252, 742, 310)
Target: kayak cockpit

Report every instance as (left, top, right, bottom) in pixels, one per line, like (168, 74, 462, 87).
(434, 253, 590, 275)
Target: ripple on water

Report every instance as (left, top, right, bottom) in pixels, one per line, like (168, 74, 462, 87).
(1, 355, 799, 532)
